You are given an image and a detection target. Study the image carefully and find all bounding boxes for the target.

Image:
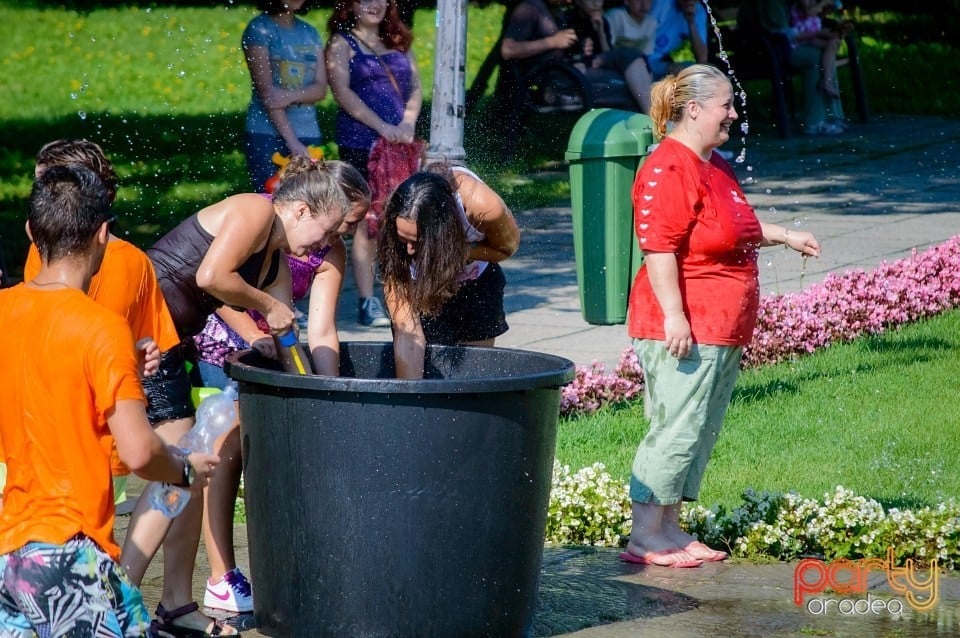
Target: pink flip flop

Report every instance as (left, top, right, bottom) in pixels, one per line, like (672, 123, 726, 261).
(619, 550, 703, 569)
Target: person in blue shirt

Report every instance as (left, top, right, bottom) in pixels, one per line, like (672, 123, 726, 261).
(243, 0, 328, 192)
(648, 0, 709, 79)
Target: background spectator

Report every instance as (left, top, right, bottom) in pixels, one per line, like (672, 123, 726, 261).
(648, 0, 709, 79)
(326, 0, 423, 328)
(243, 0, 328, 192)
(737, 0, 846, 135)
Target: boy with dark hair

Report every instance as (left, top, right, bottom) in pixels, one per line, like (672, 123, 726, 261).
(0, 165, 218, 636)
(24, 139, 181, 506)
(22, 139, 238, 636)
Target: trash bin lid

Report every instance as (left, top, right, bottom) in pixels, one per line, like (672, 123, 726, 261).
(565, 108, 653, 161)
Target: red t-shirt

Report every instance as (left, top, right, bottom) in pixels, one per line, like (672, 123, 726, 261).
(628, 137, 762, 346)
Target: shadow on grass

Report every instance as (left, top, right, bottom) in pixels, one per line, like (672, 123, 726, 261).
(731, 331, 955, 406)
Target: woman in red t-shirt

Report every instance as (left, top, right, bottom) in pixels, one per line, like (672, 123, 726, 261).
(622, 64, 821, 568)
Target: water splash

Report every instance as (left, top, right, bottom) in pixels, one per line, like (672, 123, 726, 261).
(702, 0, 749, 165)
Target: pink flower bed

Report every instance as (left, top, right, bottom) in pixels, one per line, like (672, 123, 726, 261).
(561, 236, 960, 416)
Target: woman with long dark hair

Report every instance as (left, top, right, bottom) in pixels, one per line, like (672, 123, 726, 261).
(378, 167, 520, 379)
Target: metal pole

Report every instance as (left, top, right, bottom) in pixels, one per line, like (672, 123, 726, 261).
(425, 0, 467, 166)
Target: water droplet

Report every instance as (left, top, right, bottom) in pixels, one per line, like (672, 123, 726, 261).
(78, 111, 87, 120)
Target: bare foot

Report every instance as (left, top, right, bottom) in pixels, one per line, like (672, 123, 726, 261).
(662, 520, 698, 548)
(623, 538, 703, 568)
(682, 540, 729, 562)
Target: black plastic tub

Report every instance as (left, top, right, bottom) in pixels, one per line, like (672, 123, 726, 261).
(225, 341, 575, 638)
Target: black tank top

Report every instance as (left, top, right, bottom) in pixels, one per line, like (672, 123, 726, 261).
(148, 214, 281, 338)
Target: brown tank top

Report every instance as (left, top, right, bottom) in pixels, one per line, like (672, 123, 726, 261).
(148, 214, 280, 338)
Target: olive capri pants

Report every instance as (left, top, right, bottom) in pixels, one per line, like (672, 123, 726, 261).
(630, 339, 743, 505)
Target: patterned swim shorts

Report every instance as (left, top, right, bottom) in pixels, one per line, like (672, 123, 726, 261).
(0, 535, 153, 637)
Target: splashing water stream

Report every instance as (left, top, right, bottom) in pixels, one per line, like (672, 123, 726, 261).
(701, 0, 750, 165)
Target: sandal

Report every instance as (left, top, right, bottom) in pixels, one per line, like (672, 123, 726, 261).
(152, 602, 237, 637)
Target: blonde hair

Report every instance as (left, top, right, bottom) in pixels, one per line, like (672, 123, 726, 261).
(649, 64, 731, 140)
(273, 156, 348, 220)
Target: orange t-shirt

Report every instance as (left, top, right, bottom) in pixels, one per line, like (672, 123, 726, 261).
(25, 239, 180, 352)
(26, 239, 179, 476)
(0, 285, 145, 560)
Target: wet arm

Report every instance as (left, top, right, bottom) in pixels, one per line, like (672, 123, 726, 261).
(195, 198, 289, 329)
(215, 305, 275, 358)
(109, 400, 190, 483)
(760, 223, 822, 256)
(386, 287, 425, 379)
(644, 251, 691, 357)
(306, 241, 347, 376)
(458, 171, 520, 263)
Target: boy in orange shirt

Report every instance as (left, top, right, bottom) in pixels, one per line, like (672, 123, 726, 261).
(24, 140, 181, 505)
(0, 164, 217, 636)
(22, 140, 237, 637)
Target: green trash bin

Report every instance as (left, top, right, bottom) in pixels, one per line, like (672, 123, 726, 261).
(565, 108, 653, 325)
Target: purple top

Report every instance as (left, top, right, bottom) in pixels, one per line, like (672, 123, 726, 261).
(194, 246, 331, 367)
(334, 32, 415, 151)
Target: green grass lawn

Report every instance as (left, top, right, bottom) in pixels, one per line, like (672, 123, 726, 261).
(556, 309, 960, 511)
